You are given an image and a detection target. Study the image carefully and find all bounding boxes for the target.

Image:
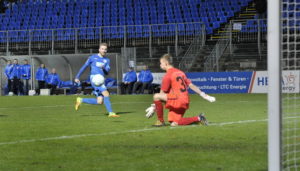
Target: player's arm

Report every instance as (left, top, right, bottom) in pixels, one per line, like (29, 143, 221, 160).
(189, 83, 203, 95)
(5, 67, 9, 78)
(75, 58, 91, 83)
(189, 83, 216, 102)
(45, 69, 48, 79)
(8, 65, 13, 76)
(103, 58, 110, 75)
(35, 68, 41, 80)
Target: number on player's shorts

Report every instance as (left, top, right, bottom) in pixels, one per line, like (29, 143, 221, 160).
(176, 76, 187, 92)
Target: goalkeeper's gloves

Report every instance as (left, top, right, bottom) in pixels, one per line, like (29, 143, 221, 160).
(200, 92, 216, 102)
(145, 104, 156, 118)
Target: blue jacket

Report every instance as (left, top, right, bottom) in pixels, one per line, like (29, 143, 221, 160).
(9, 64, 22, 79)
(123, 71, 137, 83)
(46, 73, 60, 86)
(138, 70, 153, 83)
(4, 64, 13, 79)
(21, 64, 31, 80)
(36, 67, 48, 81)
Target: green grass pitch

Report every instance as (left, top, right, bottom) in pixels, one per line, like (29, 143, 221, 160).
(0, 94, 267, 171)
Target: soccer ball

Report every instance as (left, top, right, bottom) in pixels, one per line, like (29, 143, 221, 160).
(92, 74, 105, 86)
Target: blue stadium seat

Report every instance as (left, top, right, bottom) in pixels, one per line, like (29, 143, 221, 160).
(0, 0, 255, 40)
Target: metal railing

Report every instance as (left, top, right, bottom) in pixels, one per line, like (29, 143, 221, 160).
(230, 19, 267, 58)
(204, 19, 267, 71)
(0, 22, 204, 56)
(204, 24, 231, 72)
(178, 24, 206, 72)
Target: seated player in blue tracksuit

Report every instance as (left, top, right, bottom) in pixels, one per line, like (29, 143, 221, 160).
(74, 43, 119, 117)
(120, 67, 137, 94)
(132, 65, 153, 94)
(46, 68, 61, 95)
(35, 63, 48, 95)
(4, 60, 13, 94)
(21, 59, 31, 95)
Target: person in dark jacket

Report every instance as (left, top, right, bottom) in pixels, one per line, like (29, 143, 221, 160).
(9, 59, 22, 95)
(132, 65, 153, 94)
(46, 68, 60, 95)
(21, 59, 31, 95)
(120, 67, 137, 94)
(4, 60, 12, 94)
(35, 63, 48, 95)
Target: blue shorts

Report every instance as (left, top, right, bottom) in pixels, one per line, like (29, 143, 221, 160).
(90, 75, 107, 97)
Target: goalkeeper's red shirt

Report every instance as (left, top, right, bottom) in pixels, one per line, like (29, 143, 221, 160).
(161, 67, 191, 110)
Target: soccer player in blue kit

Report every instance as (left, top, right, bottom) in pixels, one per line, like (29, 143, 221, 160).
(74, 43, 120, 117)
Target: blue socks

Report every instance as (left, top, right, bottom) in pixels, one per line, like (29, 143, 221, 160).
(82, 97, 113, 113)
(103, 96, 113, 113)
(82, 98, 98, 105)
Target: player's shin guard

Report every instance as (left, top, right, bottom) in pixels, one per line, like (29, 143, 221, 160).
(103, 96, 113, 113)
(177, 116, 199, 125)
(82, 98, 98, 105)
(154, 100, 164, 122)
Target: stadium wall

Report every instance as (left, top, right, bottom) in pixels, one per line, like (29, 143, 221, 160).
(152, 71, 299, 94)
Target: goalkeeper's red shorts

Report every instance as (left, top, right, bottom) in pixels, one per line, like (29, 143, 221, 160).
(168, 108, 186, 123)
(165, 93, 189, 110)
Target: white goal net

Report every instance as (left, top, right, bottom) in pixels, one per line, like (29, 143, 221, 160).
(281, 0, 300, 170)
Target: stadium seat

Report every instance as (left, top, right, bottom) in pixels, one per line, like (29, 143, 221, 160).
(0, 0, 254, 41)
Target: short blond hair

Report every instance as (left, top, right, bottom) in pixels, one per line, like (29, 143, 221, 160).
(99, 43, 108, 48)
(160, 53, 173, 65)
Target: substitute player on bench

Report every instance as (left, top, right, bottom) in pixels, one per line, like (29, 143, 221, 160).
(145, 54, 215, 126)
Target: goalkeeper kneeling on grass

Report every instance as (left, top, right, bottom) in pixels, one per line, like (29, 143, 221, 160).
(145, 54, 216, 126)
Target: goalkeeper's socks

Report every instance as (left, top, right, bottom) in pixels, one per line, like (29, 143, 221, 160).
(103, 96, 113, 113)
(154, 100, 164, 122)
(82, 98, 98, 105)
(177, 117, 199, 125)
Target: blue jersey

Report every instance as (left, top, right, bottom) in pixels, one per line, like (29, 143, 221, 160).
(21, 64, 31, 80)
(10, 64, 22, 79)
(123, 71, 137, 83)
(36, 67, 48, 81)
(46, 73, 60, 86)
(138, 69, 153, 83)
(75, 54, 110, 79)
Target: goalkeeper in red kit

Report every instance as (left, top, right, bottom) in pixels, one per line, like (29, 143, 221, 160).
(145, 54, 216, 126)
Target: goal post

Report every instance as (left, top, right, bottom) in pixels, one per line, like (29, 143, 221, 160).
(268, 0, 281, 171)
(269, 0, 300, 170)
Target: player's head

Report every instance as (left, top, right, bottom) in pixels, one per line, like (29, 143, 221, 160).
(51, 68, 56, 73)
(142, 65, 148, 70)
(23, 59, 28, 64)
(160, 54, 173, 71)
(13, 59, 18, 64)
(7, 60, 11, 64)
(40, 63, 45, 68)
(99, 43, 108, 57)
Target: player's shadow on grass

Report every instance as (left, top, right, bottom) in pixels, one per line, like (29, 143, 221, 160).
(116, 111, 134, 115)
(80, 111, 133, 117)
(0, 114, 8, 117)
(80, 114, 101, 117)
(103, 111, 134, 115)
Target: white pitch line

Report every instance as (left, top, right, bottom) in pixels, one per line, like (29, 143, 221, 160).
(209, 119, 267, 126)
(0, 102, 149, 110)
(0, 119, 267, 146)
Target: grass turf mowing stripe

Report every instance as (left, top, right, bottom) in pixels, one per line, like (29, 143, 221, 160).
(0, 100, 265, 110)
(0, 118, 267, 146)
